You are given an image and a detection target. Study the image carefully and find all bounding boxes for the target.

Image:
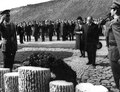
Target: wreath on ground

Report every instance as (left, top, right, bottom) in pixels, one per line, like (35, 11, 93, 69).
(22, 51, 77, 86)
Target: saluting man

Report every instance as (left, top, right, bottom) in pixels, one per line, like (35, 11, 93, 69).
(84, 16, 99, 66)
(107, 0, 120, 89)
(0, 10, 18, 72)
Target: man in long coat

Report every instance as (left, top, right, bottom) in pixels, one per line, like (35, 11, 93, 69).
(84, 16, 99, 66)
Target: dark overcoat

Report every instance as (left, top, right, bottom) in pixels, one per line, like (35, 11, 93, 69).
(83, 23, 99, 50)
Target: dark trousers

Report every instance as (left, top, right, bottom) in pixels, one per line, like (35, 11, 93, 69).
(19, 34, 24, 43)
(27, 35, 31, 42)
(3, 51, 16, 72)
(23, 35, 26, 41)
(41, 33, 45, 41)
(68, 33, 72, 41)
(80, 50, 85, 57)
(34, 36, 38, 42)
(49, 34, 53, 41)
(108, 45, 120, 89)
(71, 33, 74, 40)
(56, 32, 60, 40)
(86, 43, 97, 65)
(110, 61, 120, 89)
(62, 34, 67, 41)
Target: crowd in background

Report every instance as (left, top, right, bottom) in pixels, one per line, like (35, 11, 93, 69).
(11, 18, 104, 44)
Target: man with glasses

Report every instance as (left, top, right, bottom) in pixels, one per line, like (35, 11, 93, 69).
(0, 10, 17, 72)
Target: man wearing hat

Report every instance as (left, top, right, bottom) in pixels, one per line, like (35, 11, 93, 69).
(0, 10, 17, 72)
(107, 0, 120, 89)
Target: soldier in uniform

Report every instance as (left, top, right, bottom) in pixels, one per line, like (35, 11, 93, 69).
(0, 10, 18, 72)
(107, 0, 120, 89)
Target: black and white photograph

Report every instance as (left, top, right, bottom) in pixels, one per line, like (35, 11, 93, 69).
(0, 0, 120, 92)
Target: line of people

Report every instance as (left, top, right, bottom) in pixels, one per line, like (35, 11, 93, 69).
(16, 20, 76, 44)
(16, 18, 103, 44)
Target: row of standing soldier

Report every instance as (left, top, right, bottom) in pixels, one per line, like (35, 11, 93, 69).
(15, 18, 103, 44)
(16, 20, 76, 44)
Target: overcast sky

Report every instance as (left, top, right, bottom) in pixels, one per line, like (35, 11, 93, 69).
(0, 0, 51, 11)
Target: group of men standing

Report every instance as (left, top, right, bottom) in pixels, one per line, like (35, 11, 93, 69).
(16, 20, 76, 44)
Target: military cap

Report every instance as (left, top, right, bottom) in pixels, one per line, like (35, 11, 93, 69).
(0, 10, 10, 15)
(111, 0, 120, 9)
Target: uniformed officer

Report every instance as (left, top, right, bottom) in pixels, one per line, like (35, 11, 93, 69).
(0, 10, 18, 72)
(107, 0, 120, 89)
